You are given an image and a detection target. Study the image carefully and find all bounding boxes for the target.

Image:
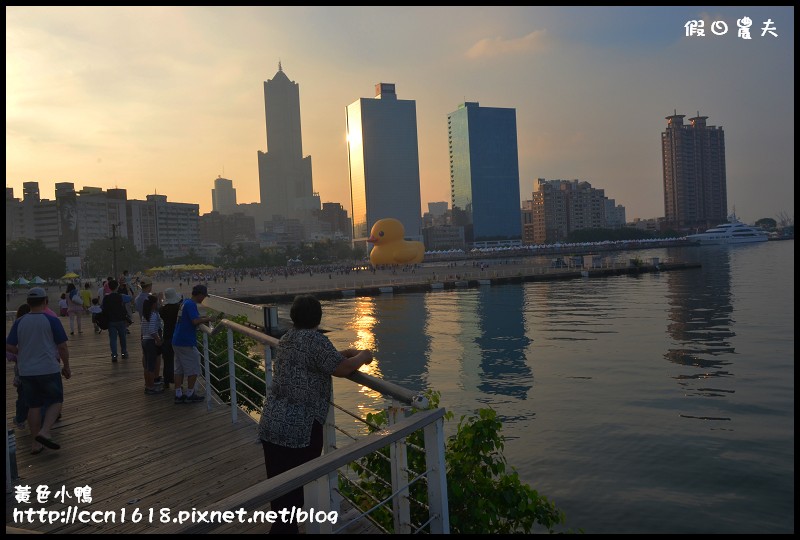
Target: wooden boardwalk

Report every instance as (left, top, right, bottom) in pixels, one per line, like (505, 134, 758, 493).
(4, 320, 375, 534)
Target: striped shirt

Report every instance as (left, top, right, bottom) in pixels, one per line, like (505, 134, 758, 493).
(140, 311, 161, 341)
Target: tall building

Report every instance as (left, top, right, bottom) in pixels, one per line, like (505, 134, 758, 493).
(662, 111, 727, 230)
(529, 178, 617, 244)
(6, 182, 199, 261)
(346, 82, 423, 249)
(211, 176, 238, 215)
(448, 102, 521, 245)
(256, 62, 316, 222)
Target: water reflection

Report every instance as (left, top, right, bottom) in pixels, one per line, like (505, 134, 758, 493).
(664, 246, 735, 400)
(473, 286, 533, 400)
(368, 294, 431, 392)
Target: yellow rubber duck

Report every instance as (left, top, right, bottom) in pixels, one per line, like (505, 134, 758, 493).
(367, 218, 425, 265)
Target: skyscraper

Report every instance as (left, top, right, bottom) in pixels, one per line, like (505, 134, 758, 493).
(346, 83, 422, 249)
(662, 112, 727, 230)
(211, 176, 237, 215)
(257, 63, 316, 222)
(448, 102, 521, 245)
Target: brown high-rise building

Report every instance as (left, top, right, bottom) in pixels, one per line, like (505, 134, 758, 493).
(662, 112, 727, 230)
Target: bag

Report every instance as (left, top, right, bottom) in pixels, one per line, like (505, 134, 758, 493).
(96, 311, 109, 330)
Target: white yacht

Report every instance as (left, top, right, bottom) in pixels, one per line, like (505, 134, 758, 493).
(686, 214, 769, 245)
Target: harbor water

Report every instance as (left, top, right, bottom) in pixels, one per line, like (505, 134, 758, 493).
(273, 240, 794, 533)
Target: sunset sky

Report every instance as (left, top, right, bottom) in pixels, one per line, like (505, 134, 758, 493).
(6, 6, 794, 224)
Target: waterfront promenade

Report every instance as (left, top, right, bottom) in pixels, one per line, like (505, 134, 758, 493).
(142, 256, 696, 305)
(4, 319, 269, 534)
(4, 321, 378, 534)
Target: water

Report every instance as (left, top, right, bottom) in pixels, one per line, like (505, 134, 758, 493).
(273, 240, 794, 533)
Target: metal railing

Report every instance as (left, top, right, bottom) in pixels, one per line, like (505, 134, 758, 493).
(189, 315, 449, 534)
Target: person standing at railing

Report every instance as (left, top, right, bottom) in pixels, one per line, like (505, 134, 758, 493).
(171, 284, 215, 404)
(257, 294, 374, 534)
(158, 287, 182, 392)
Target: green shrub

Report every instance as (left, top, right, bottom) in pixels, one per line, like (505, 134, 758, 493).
(339, 390, 569, 533)
(201, 315, 267, 413)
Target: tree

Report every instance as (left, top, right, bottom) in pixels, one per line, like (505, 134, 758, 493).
(142, 245, 166, 268)
(6, 239, 66, 280)
(85, 237, 142, 278)
(755, 217, 777, 230)
(776, 211, 793, 228)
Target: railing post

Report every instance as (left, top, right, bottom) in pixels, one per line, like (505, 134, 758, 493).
(227, 328, 237, 423)
(324, 387, 342, 517)
(423, 416, 450, 533)
(202, 331, 211, 411)
(306, 475, 333, 534)
(388, 401, 411, 534)
(263, 343, 272, 393)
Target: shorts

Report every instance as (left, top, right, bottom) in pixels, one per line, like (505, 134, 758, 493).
(173, 345, 201, 377)
(141, 339, 159, 372)
(20, 373, 64, 409)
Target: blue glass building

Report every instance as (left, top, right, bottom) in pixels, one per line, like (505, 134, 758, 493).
(448, 102, 521, 244)
(346, 83, 422, 249)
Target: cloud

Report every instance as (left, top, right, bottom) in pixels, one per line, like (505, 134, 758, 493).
(465, 30, 549, 59)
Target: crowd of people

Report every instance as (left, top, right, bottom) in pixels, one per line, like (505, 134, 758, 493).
(7, 274, 378, 533)
(4, 272, 229, 454)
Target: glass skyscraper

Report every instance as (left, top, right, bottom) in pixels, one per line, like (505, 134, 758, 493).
(448, 102, 521, 244)
(346, 83, 422, 249)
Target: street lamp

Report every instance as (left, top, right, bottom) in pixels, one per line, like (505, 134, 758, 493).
(110, 222, 122, 278)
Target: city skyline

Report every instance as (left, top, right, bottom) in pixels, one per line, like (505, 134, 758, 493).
(6, 6, 794, 225)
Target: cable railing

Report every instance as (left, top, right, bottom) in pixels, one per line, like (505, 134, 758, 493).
(189, 314, 449, 534)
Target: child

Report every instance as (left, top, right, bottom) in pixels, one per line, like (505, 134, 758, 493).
(88, 297, 103, 334)
(58, 293, 69, 317)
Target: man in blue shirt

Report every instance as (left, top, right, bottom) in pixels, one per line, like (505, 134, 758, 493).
(6, 287, 71, 454)
(171, 284, 215, 404)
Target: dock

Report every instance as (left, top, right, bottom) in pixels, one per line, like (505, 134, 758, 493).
(232, 260, 701, 305)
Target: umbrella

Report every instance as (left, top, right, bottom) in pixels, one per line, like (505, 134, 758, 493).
(61, 272, 79, 279)
(6, 280, 14, 286)
(16, 277, 30, 285)
(31, 276, 46, 284)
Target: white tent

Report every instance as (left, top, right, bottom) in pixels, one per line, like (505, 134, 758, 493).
(31, 276, 46, 284)
(16, 277, 30, 285)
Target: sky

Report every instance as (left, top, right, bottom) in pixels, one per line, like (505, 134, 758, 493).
(6, 6, 795, 224)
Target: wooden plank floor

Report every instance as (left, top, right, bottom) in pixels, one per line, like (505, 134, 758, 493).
(5, 320, 379, 534)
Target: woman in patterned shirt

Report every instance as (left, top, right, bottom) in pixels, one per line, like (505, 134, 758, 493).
(258, 294, 373, 534)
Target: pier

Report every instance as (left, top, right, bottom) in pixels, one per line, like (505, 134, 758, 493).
(5, 317, 448, 534)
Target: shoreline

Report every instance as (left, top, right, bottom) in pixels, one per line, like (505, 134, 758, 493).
(6, 239, 700, 308)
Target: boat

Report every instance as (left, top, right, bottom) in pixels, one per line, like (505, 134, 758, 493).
(686, 213, 769, 245)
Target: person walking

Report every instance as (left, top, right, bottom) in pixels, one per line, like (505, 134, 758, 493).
(65, 283, 85, 335)
(88, 297, 103, 333)
(5, 287, 71, 454)
(58, 293, 69, 317)
(80, 282, 93, 310)
(171, 284, 215, 404)
(101, 279, 130, 362)
(8, 303, 31, 430)
(257, 294, 374, 534)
